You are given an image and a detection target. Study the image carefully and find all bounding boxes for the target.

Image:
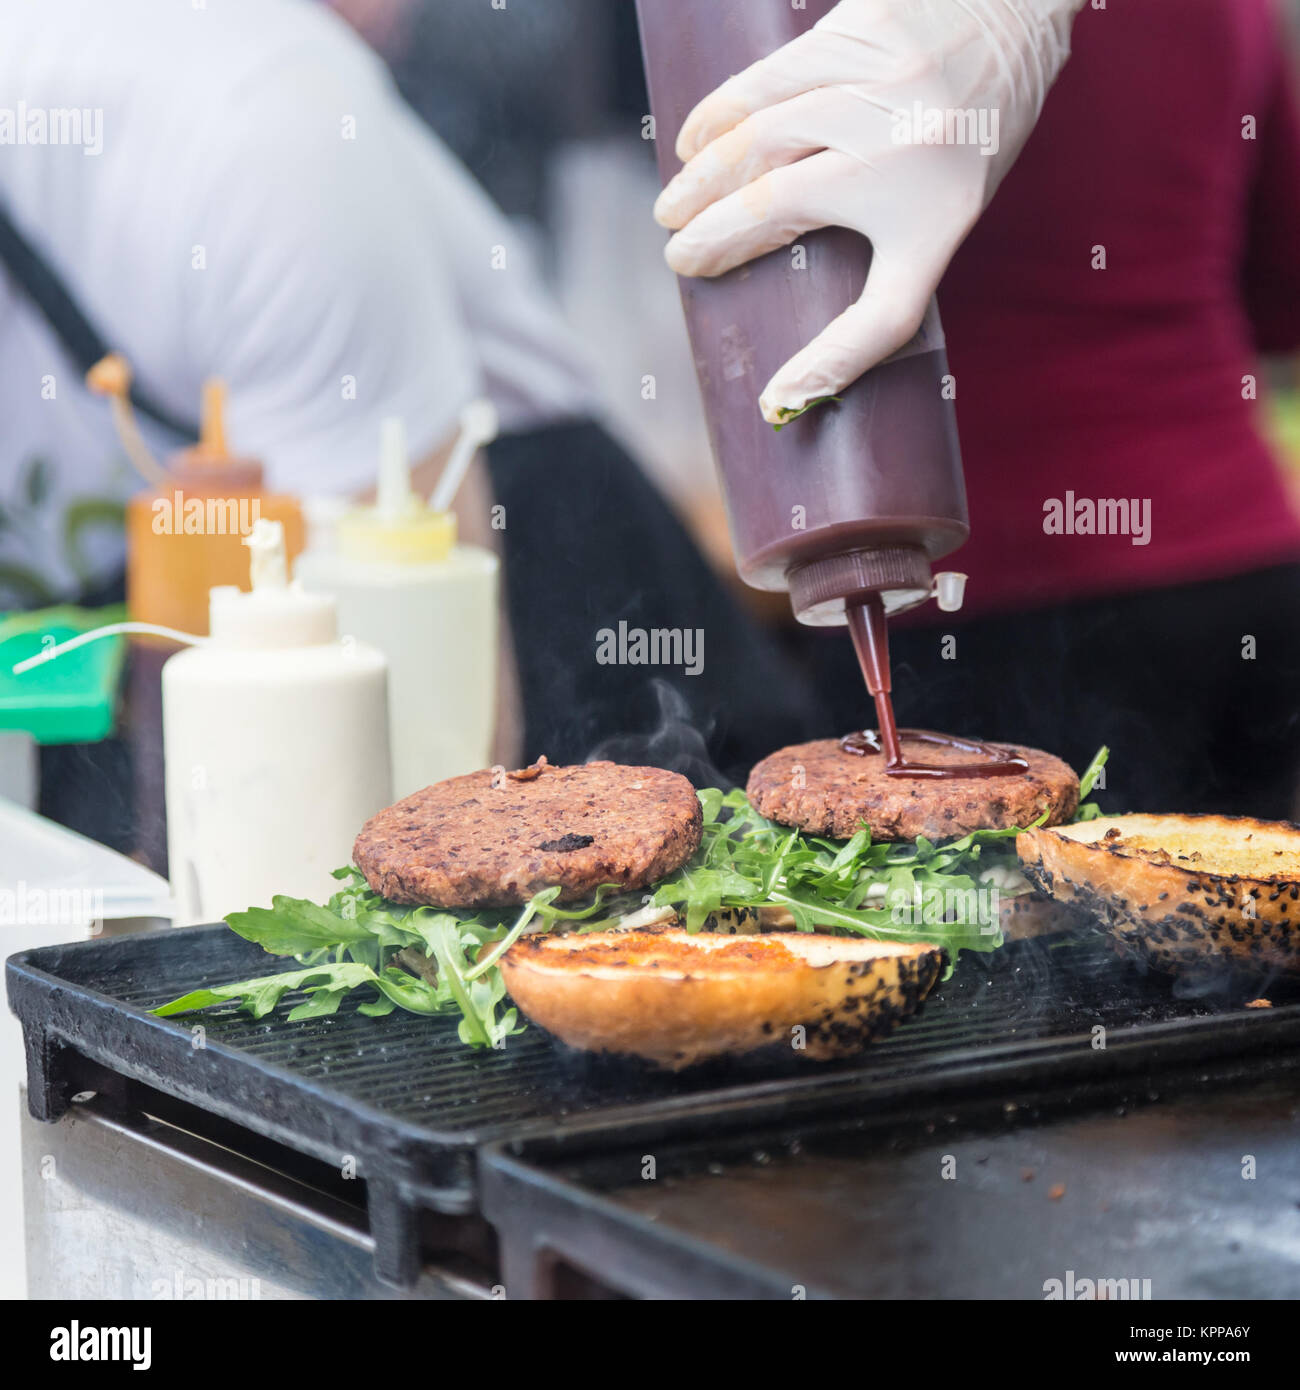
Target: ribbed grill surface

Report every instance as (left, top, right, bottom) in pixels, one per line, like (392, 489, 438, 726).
(27, 922, 1291, 1138)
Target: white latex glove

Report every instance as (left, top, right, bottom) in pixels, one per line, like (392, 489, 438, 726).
(654, 0, 1083, 423)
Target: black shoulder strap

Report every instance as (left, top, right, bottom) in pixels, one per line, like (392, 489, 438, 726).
(0, 202, 198, 441)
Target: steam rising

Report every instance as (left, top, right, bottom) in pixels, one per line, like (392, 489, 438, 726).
(588, 679, 732, 789)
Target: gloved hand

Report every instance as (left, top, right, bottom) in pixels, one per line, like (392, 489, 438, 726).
(654, 0, 1083, 423)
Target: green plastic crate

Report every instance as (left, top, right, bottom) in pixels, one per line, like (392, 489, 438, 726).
(0, 604, 126, 745)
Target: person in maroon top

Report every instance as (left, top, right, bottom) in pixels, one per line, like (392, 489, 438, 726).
(946, 0, 1300, 618)
(883, 0, 1300, 817)
(666, 0, 1300, 817)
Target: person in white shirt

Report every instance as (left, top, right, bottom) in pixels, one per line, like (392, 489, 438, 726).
(0, 0, 820, 851)
(0, 0, 595, 605)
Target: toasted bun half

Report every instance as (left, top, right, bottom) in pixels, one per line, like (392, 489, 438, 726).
(499, 928, 945, 1070)
(1017, 813, 1300, 975)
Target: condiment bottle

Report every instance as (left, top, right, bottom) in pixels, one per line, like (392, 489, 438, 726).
(88, 359, 305, 637)
(163, 520, 391, 924)
(637, 0, 969, 624)
(295, 412, 499, 799)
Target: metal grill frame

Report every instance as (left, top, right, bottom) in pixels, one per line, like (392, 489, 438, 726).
(9, 922, 1300, 1287)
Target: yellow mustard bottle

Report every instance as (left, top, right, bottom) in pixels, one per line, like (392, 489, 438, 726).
(295, 416, 499, 798)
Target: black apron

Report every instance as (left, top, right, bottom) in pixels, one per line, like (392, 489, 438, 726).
(485, 420, 825, 785)
(0, 204, 196, 860)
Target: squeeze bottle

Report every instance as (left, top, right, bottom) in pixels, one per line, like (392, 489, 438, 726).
(87, 359, 305, 637)
(295, 415, 498, 799)
(636, 0, 969, 624)
(163, 520, 391, 924)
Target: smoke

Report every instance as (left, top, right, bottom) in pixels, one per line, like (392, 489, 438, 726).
(1169, 964, 1238, 1005)
(587, 678, 732, 789)
(1169, 959, 1298, 1006)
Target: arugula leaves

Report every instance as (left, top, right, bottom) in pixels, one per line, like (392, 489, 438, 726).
(645, 788, 1025, 953)
(222, 897, 376, 956)
(155, 869, 531, 1048)
(153, 756, 1108, 1048)
(153, 963, 380, 1023)
(1075, 745, 1109, 813)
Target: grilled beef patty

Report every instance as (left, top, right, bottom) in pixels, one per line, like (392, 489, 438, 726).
(353, 761, 703, 908)
(747, 735, 1079, 841)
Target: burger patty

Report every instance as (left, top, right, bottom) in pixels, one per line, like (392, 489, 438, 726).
(353, 761, 703, 909)
(747, 735, 1079, 842)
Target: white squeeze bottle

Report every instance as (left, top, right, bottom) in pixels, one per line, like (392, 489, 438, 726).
(296, 407, 499, 799)
(164, 520, 392, 925)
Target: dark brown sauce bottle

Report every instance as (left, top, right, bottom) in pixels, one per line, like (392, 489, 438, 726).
(636, 0, 968, 629)
(843, 596, 1028, 780)
(637, 0, 1007, 780)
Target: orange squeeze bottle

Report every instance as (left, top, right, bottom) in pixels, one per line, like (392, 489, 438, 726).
(90, 360, 305, 637)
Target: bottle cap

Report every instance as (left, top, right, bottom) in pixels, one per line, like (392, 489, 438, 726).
(167, 378, 266, 491)
(196, 379, 229, 462)
(934, 572, 967, 613)
(336, 417, 457, 565)
(787, 546, 934, 626)
(208, 520, 337, 648)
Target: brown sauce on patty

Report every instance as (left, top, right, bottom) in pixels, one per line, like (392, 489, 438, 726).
(845, 595, 1028, 780)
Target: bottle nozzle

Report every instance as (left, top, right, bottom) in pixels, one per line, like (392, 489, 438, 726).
(429, 396, 499, 514)
(85, 353, 169, 487)
(376, 417, 413, 520)
(244, 518, 288, 591)
(199, 378, 230, 460)
(934, 571, 967, 613)
(86, 352, 132, 398)
(11, 619, 206, 675)
(333, 416, 459, 566)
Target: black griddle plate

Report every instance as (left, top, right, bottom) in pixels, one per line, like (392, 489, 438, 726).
(9, 922, 1300, 1285)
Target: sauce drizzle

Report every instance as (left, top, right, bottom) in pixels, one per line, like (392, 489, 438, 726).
(844, 596, 1028, 780)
